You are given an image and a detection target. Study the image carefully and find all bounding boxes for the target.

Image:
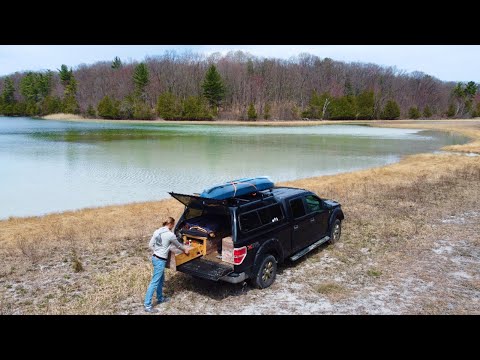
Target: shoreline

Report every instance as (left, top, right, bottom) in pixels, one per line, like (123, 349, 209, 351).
(3, 117, 480, 222)
(40, 113, 480, 127)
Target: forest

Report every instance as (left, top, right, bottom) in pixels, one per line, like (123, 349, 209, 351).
(0, 51, 479, 120)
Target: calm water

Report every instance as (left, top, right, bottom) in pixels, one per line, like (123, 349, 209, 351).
(0, 117, 469, 219)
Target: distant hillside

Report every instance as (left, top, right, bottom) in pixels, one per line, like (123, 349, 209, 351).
(0, 51, 478, 120)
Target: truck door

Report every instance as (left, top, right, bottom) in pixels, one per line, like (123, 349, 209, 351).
(289, 197, 313, 252)
(304, 194, 329, 242)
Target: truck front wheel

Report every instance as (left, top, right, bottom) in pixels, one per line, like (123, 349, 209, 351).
(252, 254, 277, 289)
(328, 219, 341, 244)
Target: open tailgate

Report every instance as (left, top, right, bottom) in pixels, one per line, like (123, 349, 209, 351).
(176, 258, 233, 281)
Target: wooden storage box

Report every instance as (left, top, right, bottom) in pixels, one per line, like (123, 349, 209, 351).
(173, 235, 207, 267)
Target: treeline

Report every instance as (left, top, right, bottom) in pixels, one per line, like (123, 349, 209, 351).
(0, 51, 479, 120)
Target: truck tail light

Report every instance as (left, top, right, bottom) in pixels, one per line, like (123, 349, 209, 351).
(233, 246, 247, 265)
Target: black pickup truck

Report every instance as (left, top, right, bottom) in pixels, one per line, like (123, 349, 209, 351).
(170, 186, 344, 288)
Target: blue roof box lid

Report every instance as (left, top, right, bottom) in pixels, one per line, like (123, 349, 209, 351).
(200, 176, 274, 200)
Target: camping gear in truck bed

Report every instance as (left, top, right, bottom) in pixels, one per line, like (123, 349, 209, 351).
(181, 214, 230, 239)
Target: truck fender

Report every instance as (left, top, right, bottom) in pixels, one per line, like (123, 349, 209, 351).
(329, 209, 344, 228)
(253, 238, 284, 266)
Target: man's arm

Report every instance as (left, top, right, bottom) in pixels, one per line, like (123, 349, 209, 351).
(169, 233, 186, 251)
(148, 231, 157, 252)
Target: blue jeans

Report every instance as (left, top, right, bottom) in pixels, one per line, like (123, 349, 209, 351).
(144, 256, 166, 308)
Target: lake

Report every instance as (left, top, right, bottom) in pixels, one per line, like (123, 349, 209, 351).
(0, 117, 469, 219)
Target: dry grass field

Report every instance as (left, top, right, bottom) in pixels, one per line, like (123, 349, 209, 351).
(1, 120, 479, 314)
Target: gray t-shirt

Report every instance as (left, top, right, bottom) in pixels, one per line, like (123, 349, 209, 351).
(149, 226, 185, 259)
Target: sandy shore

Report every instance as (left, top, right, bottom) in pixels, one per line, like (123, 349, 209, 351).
(1, 119, 479, 314)
(41, 113, 480, 127)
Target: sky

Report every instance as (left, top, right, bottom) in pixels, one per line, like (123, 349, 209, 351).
(0, 45, 479, 83)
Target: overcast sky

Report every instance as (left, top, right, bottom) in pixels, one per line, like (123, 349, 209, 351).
(0, 45, 479, 82)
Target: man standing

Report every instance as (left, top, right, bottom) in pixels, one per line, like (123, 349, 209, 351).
(144, 216, 189, 313)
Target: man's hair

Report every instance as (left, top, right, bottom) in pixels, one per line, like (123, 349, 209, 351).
(162, 216, 175, 226)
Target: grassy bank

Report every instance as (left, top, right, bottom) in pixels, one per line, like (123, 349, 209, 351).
(1, 120, 479, 314)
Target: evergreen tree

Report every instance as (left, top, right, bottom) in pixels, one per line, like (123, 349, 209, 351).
(423, 105, 432, 118)
(157, 92, 180, 119)
(446, 104, 456, 118)
(465, 81, 478, 97)
(473, 102, 480, 118)
(381, 100, 401, 120)
(133, 100, 154, 120)
(329, 96, 356, 120)
(63, 95, 80, 114)
(58, 65, 73, 87)
(356, 90, 375, 119)
(41, 96, 62, 115)
(202, 65, 225, 113)
(263, 103, 271, 120)
(133, 63, 149, 99)
(57, 64, 78, 113)
(303, 90, 321, 118)
(408, 106, 421, 119)
(2, 77, 16, 104)
(65, 77, 77, 97)
(247, 103, 257, 120)
(20, 72, 53, 103)
(86, 104, 96, 117)
(97, 95, 120, 119)
(181, 96, 212, 120)
(111, 56, 122, 69)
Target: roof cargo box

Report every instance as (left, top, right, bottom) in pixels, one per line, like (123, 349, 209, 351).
(200, 176, 274, 200)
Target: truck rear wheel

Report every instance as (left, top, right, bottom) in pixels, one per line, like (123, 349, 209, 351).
(252, 254, 277, 289)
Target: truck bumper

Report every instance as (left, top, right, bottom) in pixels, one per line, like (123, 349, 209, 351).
(219, 272, 248, 284)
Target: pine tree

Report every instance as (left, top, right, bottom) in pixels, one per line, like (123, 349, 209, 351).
(41, 96, 62, 115)
(133, 63, 149, 99)
(2, 77, 16, 104)
(356, 90, 375, 119)
(247, 103, 257, 120)
(202, 65, 225, 113)
(446, 104, 456, 118)
(20, 72, 53, 103)
(63, 95, 80, 114)
(58, 65, 73, 87)
(381, 100, 401, 120)
(473, 102, 480, 118)
(408, 107, 421, 119)
(86, 104, 96, 117)
(111, 56, 122, 69)
(157, 92, 180, 119)
(304, 90, 321, 118)
(181, 96, 212, 120)
(329, 96, 356, 120)
(263, 103, 271, 120)
(423, 105, 432, 118)
(97, 96, 120, 119)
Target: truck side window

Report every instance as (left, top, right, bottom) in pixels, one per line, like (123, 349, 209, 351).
(258, 203, 284, 225)
(305, 195, 321, 213)
(239, 211, 262, 232)
(290, 198, 306, 219)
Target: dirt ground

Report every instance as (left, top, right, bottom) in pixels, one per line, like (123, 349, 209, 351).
(1, 120, 479, 315)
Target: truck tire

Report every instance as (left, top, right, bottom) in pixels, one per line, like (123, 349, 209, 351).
(328, 219, 341, 245)
(252, 254, 277, 289)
